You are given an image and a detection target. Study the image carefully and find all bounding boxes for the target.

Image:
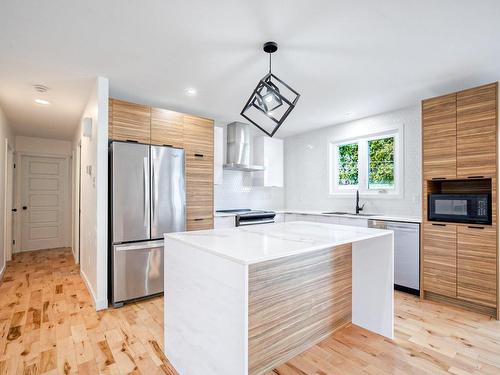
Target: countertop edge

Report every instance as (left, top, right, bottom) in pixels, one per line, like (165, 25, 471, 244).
(164, 224, 394, 265)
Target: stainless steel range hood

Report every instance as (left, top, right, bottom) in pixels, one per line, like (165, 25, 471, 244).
(223, 122, 264, 172)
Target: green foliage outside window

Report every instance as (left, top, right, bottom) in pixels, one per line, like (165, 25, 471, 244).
(338, 143, 358, 186)
(368, 137, 395, 189)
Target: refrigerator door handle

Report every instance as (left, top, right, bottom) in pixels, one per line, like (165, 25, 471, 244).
(143, 157, 149, 228)
(152, 160, 156, 221)
(115, 240, 164, 251)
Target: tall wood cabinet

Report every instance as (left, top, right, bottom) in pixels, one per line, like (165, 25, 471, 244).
(108, 98, 214, 231)
(421, 82, 498, 318)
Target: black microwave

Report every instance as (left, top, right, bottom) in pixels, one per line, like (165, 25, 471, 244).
(428, 193, 491, 225)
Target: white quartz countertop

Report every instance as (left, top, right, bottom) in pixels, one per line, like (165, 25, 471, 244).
(214, 209, 421, 223)
(164, 221, 393, 265)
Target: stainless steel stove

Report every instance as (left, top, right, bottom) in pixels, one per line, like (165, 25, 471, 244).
(216, 209, 276, 226)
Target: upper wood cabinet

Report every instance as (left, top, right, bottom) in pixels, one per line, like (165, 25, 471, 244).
(457, 225, 497, 308)
(456, 83, 497, 178)
(151, 108, 184, 148)
(108, 98, 113, 139)
(183, 115, 214, 157)
(422, 223, 457, 298)
(110, 99, 151, 143)
(422, 93, 457, 180)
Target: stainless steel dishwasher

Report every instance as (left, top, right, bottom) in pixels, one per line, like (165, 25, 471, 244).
(368, 219, 420, 295)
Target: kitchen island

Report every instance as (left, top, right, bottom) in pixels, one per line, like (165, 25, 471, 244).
(164, 221, 394, 375)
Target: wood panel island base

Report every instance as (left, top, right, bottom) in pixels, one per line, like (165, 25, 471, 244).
(164, 222, 394, 375)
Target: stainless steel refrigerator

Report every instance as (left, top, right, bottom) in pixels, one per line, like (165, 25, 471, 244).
(109, 141, 186, 307)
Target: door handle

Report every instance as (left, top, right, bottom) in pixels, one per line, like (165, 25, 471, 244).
(12, 208, 17, 212)
(194, 153, 204, 158)
(22, 206, 28, 210)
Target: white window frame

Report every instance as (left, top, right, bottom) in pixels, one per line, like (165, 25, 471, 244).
(329, 127, 403, 198)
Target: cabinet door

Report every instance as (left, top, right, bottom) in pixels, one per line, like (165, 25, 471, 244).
(183, 115, 214, 156)
(337, 217, 368, 227)
(457, 83, 497, 178)
(457, 225, 497, 308)
(422, 223, 457, 297)
(151, 108, 184, 148)
(108, 98, 113, 139)
(187, 218, 214, 231)
(184, 115, 214, 230)
(422, 94, 457, 180)
(111, 99, 151, 143)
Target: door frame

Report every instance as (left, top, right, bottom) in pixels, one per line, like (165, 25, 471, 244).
(72, 140, 82, 264)
(14, 151, 72, 253)
(3, 139, 14, 261)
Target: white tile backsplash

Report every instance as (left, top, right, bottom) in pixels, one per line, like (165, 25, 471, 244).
(214, 170, 284, 210)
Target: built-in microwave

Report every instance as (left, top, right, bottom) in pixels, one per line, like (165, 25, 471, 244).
(428, 193, 491, 225)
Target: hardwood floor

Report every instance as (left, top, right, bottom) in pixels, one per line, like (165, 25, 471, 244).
(0, 248, 174, 375)
(1, 248, 500, 374)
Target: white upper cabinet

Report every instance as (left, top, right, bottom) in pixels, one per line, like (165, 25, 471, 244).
(253, 136, 284, 187)
(214, 126, 224, 185)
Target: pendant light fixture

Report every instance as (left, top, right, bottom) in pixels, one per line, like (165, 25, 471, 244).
(240, 41, 300, 137)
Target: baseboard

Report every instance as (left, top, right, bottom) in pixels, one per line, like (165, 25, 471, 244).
(71, 247, 79, 264)
(80, 269, 108, 311)
(424, 291, 497, 318)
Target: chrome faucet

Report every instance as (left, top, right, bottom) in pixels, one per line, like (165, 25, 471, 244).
(355, 190, 365, 214)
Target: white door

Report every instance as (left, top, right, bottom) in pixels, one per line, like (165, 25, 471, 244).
(20, 156, 69, 251)
(4, 144, 13, 260)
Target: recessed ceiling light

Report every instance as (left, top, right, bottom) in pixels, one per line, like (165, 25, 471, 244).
(185, 88, 197, 96)
(34, 98, 50, 105)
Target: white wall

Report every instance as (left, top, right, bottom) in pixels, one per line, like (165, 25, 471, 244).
(285, 106, 422, 218)
(15, 135, 72, 156)
(73, 77, 108, 310)
(214, 123, 285, 210)
(0, 106, 14, 280)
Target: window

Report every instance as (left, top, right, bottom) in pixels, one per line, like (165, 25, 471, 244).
(330, 130, 401, 196)
(368, 137, 395, 190)
(337, 143, 358, 187)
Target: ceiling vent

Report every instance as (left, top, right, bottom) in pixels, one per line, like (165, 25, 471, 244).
(33, 84, 49, 93)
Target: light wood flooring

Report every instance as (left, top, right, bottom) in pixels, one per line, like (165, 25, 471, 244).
(1, 248, 500, 374)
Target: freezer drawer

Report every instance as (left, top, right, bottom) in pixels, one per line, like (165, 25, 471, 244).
(112, 240, 164, 304)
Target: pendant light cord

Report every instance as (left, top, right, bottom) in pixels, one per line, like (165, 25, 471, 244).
(269, 53, 272, 73)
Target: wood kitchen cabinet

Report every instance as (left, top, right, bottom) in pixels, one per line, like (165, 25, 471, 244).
(456, 83, 497, 178)
(422, 93, 457, 180)
(421, 82, 499, 318)
(457, 225, 497, 308)
(150, 107, 184, 148)
(184, 115, 214, 231)
(422, 223, 457, 298)
(108, 98, 113, 139)
(109, 99, 151, 143)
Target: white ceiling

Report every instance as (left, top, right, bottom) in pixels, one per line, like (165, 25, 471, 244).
(1, 0, 500, 140)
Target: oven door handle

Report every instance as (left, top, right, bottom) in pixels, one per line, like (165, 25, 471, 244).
(238, 219, 275, 226)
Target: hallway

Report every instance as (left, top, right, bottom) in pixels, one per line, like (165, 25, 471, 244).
(0, 249, 175, 374)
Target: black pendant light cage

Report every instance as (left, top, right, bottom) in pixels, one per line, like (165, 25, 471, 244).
(240, 42, 300, 137)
